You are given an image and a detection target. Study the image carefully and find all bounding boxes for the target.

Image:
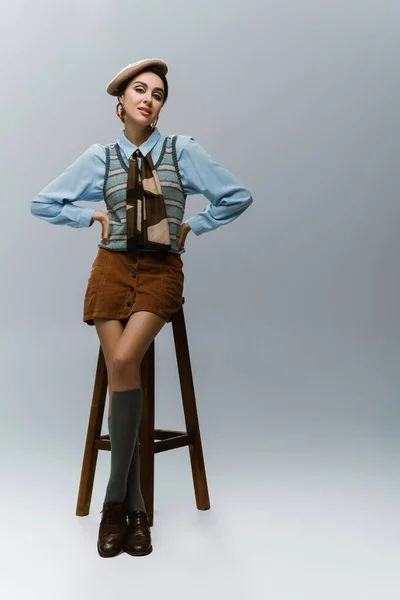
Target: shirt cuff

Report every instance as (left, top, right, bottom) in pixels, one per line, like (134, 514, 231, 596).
(185, 216, 208, 236)
(78, 207, 97, 228)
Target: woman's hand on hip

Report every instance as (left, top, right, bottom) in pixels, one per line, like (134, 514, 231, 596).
(177, 222, 191, 251)
(90, 210, 110, 244)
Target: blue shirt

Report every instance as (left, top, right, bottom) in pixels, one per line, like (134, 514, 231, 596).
(30, 127, 253, 236)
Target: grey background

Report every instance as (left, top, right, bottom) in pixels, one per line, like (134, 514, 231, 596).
(1, 0, 399, 597)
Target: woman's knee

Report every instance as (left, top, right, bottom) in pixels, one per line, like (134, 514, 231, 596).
(108, 311, 164, 385)
(111, 353, 141, 382)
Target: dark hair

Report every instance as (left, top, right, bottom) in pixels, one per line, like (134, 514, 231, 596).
(117, 65, 169, 105)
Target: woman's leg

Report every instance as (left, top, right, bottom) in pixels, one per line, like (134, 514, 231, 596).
(93, 318, 125, 417)
(93, 318, 128, 557)
(111, 310, 167, 391)
(94, 311, 167, 509)
(110, 311, 167, 512)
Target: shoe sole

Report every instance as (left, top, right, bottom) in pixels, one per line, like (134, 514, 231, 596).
(123, 544, 153, 556)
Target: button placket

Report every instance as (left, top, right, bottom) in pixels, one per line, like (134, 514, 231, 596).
(127, 255, 138, 309)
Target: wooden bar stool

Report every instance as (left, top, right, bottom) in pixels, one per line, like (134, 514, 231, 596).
(75, 299, 210, 526)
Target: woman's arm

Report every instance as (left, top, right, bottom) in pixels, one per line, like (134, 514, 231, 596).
(176, 136, 253, 236)
(30, 144, 106, 228)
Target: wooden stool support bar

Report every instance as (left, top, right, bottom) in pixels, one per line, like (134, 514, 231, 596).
(95, 432, 194, 453)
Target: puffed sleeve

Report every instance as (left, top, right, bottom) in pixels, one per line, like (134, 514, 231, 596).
(30, 143, 106, 228)
(176, 136, 253, 236)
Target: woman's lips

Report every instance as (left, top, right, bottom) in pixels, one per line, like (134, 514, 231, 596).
(138, 108, 151, 116)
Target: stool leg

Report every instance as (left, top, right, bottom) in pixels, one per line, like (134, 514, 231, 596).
(172, 308, 210, 511)
(76, 346, 108, 516)
(139, 341, 155, 526)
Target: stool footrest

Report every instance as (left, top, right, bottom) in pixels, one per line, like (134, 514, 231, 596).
(154, 432, 194, 453)
(154, 428, 188, 439)
(96, 430, 194, 453)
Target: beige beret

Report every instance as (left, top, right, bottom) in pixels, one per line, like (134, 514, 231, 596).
(106, 58, 169, 96)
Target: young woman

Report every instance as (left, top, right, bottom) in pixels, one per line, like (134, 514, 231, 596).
(31, 58, 253, 558)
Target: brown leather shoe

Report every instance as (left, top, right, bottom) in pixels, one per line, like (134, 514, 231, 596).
(123, 510, 153, 556)
(97, 500, 128, 558)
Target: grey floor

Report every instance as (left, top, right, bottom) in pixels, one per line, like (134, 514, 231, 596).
(2, 424, 399, 599)
(2, 326, 399, 599)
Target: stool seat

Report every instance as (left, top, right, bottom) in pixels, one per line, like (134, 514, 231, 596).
(75, 299, 210, 526)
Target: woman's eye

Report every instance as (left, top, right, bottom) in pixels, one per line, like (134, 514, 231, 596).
(135, 88, 162, 101)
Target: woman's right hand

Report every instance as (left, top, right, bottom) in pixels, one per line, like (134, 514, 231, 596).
(90, 210, 110, 244)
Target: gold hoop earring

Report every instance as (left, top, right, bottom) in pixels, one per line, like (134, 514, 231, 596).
(150, 115, 159, 130)
(116, 102, 125, 122)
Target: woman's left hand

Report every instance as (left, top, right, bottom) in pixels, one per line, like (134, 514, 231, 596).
(177, 222, 191, 250)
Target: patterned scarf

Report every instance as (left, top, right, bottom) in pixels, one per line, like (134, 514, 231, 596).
(126, 148, 171, 251)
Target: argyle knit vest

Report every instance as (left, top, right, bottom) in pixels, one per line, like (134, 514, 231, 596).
(97, 135, 187, 255)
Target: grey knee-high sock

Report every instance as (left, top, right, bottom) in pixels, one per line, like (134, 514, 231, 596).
(104, 388, 143, 504)
(126, 434, 146, 513)
(107, 416, 145, 513)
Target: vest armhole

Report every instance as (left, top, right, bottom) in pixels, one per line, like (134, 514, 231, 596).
(103, 145, 111, 199)
(171, 135, 185, 195)
(154, 136, 169, 169)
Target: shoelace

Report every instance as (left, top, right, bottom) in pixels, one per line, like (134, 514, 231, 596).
(128, 510, 149, 528)
(100, 501, 125, 525)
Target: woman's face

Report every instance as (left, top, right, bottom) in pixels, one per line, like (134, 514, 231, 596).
(119, 71, 165, 126)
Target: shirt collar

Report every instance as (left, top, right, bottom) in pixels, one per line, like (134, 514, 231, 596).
(117, 127, 161, 161)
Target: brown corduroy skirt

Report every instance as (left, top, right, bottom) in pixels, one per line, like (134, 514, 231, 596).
(83, 247, 184, 326)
